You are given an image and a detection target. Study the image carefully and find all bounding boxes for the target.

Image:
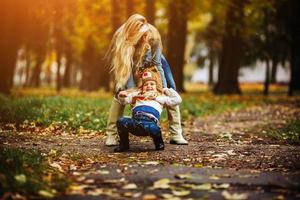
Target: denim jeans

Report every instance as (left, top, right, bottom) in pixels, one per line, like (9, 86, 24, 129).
(116, 116, 163, 148)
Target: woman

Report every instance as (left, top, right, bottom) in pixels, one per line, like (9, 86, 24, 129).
(105, 14, 188, 146)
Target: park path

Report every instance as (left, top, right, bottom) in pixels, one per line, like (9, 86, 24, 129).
(1, 101, 300, 199)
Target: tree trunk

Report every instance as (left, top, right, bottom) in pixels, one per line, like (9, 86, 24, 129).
(80, 37, 100, 91)
(29, 53, 44, 87)
(56, 51, 62, 92)
(263, 60, 270, 95)
(270, 58, 278, 84)
(63, 43, 72, 87)
(208, 53, 214, 89)
(288, 0, 300, 95)
(24, 52, 31, 87)
(145, 0, 155, 25)
(111, 0, 123, 32)
(0, 0, 27, 94)
(213, 0, 246, 95)
(126, 0, 135, 18)
(166, 0, 188, 92)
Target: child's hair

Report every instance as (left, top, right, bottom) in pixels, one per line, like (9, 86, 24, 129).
(106, 14, 163, 91)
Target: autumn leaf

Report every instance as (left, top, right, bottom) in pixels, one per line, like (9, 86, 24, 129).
(222, 190, 248, 200)
(122, 183, 138, 189)
(153, 178, 171, 189)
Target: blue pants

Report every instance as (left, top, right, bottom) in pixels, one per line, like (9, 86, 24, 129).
(117, 116, 164, 150)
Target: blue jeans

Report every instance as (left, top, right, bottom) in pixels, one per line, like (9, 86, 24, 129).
(161, 55, 176, 90)
(117, 116, 163, 150)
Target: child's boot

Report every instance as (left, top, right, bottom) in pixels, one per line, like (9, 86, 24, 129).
(151, 131, 165, 150)
(114, 132, 129, 152)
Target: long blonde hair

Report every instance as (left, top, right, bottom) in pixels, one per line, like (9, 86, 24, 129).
(107, 14, 163, 91)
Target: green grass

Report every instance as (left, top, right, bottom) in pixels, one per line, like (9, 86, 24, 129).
(0, 94, 111, 132)
(264, 119, 300, 144)
(0, 91, 298, 133)
(0, 147, 68, 198)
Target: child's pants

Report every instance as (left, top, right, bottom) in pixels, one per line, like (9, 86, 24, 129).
(117, 116, 164, 150)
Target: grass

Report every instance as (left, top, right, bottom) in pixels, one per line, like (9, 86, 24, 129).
(0, 147, 68, 198)
(0, 86, 299, 132)
(264, 119, 300, 144)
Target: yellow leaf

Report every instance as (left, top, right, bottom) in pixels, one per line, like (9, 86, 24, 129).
(87, 189, 103, 196)
(153, 178, 170, 189)
(38, 190, 55, 198)
(172, 190, 191, 196)
(209, 175, 220, 180)
(222, 190, 248, 200)
(213, 183, 230, 189)
(193, 183, 212, 190)
(122, 183, 138, 190)
(14, 174, 26, 184)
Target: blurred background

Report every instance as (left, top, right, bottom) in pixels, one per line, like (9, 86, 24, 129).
(1, 0, 300, 95)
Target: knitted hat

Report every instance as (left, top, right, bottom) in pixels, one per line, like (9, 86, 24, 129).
(140, 68, 162, 93)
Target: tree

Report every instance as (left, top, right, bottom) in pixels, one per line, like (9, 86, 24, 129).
(288, 0, 300, 95)
(126, 0, 136, 17)
(145, 0, 155, 25)
(213, 0, 247, 95)
(166, 0, 189, 92)
(0, 0, 30, 94)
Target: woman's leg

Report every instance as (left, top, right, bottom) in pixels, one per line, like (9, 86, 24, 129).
(162, 55, 188, 145)
(161, 55, 176, 90)
(167, 105, 188, 144)
(105, 97, 125, 146)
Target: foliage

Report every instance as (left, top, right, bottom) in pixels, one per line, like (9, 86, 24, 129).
(264, 119, 300, 144)
(0, 147, 68, 198)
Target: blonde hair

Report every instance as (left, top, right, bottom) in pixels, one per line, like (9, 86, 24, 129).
(107, 14, 163, 91)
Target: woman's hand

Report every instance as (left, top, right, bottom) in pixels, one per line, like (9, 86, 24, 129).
(118, 91, 128, 99)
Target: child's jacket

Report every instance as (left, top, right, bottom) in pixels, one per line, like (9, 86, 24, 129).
(120, 88, 181, 121)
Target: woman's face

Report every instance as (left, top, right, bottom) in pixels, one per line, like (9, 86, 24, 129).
(142, 80, 157, 92)
(138, 33, 148, 44)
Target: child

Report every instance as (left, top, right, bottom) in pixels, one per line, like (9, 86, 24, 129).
(114, 69, 182, 152)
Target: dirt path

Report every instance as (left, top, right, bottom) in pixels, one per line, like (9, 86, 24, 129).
(1, 102, 300, 199)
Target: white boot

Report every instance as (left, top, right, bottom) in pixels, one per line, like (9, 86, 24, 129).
(167, 105, 188, 145)
(105, 97, 124, 146)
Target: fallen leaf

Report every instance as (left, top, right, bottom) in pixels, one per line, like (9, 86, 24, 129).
(153, 179, 170, 189)
(14, 174, 26, 184)
(143, 194, 158, 200)
(172, 190, 191, 196)
(209, 175, 220, 180)
(193, 183, 212, 190)
(213, 183, 230, 189)
(97, 170, 110, 175)
(174, 173, 193, 180)
(38, 190, 55, 198)
(49, 162, 64, 172)
(122, 183, 138, 189)
(161, 193, 181, 200)
(222, 190, 248, 200)
(144, 161, 160, 165)
(87, 189, 103, 196)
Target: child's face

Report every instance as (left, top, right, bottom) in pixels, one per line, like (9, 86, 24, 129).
(142, 80, 157, 92)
